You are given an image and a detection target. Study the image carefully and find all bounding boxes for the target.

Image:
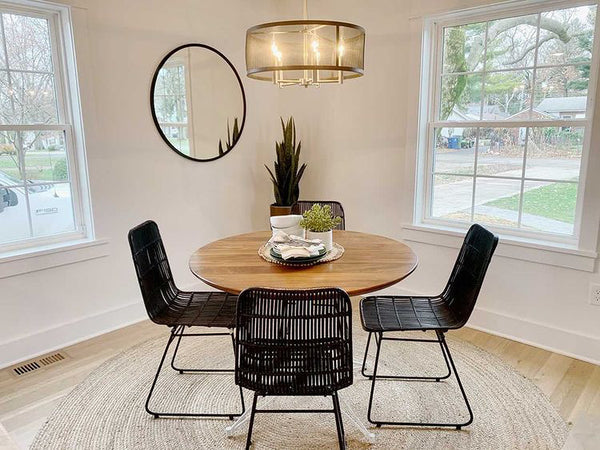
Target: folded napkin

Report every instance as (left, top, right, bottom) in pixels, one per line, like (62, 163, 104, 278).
(276, 244, 324, 260)
(268, 230, 325, 260)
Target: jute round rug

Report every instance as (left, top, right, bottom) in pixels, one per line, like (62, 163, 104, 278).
(32, 321, 568, 449)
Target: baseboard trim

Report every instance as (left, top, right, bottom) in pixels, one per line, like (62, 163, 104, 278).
(4, 289, 598, 369)
(367, 286, 600, 365)
(468, 307, 600, 366)
(0, 301, 147, 369)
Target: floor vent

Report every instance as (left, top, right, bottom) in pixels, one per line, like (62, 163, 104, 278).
(10, 351, 69, 377)
(38, 352, 66, 366)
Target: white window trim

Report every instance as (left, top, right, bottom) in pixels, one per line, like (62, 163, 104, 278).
(0, 0, 95, 256)
(0, 238, 109, 278)
(402, 0, 600, 271)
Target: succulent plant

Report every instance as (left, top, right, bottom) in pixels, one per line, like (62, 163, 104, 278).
(300, 204, 342, 232)
(265, 117, 307, 206)
(218, 117, 241, 155)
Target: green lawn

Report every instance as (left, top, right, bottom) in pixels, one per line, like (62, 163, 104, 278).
(485, 182, 577, 224)
(0, 153, 66, 181)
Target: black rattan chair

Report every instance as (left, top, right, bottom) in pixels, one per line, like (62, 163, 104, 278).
(360, 224, 498, 429)
(292, 200, 345, 230)
(235, 287, 353, 450)
(128, 220, 244, 419)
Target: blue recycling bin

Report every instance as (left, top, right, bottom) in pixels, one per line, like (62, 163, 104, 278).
(448, 136, 460, 149)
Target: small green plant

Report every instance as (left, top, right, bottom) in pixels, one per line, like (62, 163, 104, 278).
(218, 117, 241, 156)
(300, 204, 342, 232)
(265, 117, 307, 206)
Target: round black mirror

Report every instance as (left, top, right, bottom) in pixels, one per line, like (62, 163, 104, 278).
(150, 44, 246, 161)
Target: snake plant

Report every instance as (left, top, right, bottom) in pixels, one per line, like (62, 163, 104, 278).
(218, 117, 240, 155)
(265, 117, 307, 206)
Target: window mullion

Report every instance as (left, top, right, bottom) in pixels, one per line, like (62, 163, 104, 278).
(517, 127, 531, 228)
(472, 21, 490, 222)
(431, 119, 589, 128)
(471, 127, 480, 222)
(15, 131, 34, 238)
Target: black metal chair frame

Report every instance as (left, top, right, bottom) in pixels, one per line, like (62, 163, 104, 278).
(235, 287, 353, 450)
(144, 325, 245, 420)
(360, 224, 498, 430)
(362, 327, 472, 429)
(245, 391, 346, 450)
(128, 220, 245, 420)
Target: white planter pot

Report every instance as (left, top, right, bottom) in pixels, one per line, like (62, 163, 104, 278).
(306, 230, 333, 251)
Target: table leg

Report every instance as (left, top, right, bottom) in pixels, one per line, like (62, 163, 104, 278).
(225, 395, 274, 437)
(338, 392, 377, 444)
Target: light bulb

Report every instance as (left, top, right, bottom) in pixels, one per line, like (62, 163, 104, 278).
(311, 39, 319, 52)
(338, 44, 345, 57)
(271, 42, 282, 61)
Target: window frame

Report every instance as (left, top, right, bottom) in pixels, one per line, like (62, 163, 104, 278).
(416, 0, 600, 246)
(0, 0, 93, 254)
(154, 54, 195, 157)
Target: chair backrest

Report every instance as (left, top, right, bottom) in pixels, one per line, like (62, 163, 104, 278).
(128, 220, 178, 323)
(235, 287, 353, 396)
(292, 200, 345, 230)
(441, 224, 498, 327)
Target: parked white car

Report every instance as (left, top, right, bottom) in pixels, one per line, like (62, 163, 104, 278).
(0, 171, 75, 243)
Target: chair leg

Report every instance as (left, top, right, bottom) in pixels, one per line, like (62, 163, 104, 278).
(145, 327, 244, 419)
(360, 332, 373, 378)
(332, 392, 346, 450)
(231, 332, 246, 415)
(367, 332, 383, 427)
(145, 327, 177, 419)
(367, 330, 473, 429)
(361, 331, 451, 381)
(245, 392, 259, 450)
(242, 392, 346, 448)
(170, 327, 235, 373)
(438, 331, 473, 429)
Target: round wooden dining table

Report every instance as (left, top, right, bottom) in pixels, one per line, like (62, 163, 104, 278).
(189, 230, 418, 296)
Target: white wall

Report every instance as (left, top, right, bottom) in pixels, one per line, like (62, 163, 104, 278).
(0, 0, 282, 367)
(1, 0, 599, 367)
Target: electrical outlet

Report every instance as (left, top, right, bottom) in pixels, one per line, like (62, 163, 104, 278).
(590, 284, 600, 306)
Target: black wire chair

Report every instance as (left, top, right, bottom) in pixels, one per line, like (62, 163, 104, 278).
(292, 200, 346, 230)
(235, 287, 353, 450)
(128, 220, 245, 419)
(360, 224, 498, 429)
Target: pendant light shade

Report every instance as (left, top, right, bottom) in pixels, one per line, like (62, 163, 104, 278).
(245, 7, 365, 88)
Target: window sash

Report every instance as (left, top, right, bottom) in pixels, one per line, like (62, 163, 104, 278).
(419, 0, 600, 244)
(0, 3, 89, 253)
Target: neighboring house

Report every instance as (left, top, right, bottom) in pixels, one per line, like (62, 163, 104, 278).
(467, 104, 508, 120)
(506, 109, 555, 121)
(441, 107, 479, 139)
(535, 96, 587, 119)
(441, 97, 585, 145)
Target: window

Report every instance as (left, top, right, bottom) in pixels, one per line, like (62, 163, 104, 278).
(153, 59, 191, 155)
(420, 1, 598, 242)
(0, 1, 91, 252)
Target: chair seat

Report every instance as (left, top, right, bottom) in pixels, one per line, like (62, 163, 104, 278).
(154, 291, 237, 328)
(237, 340, 352, 396)
(360, 296, 461, 332)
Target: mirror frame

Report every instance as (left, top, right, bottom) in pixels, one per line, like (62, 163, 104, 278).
(150, 43, 247, 162)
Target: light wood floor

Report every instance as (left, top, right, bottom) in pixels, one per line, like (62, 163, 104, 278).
(1, 310, 599, 449)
